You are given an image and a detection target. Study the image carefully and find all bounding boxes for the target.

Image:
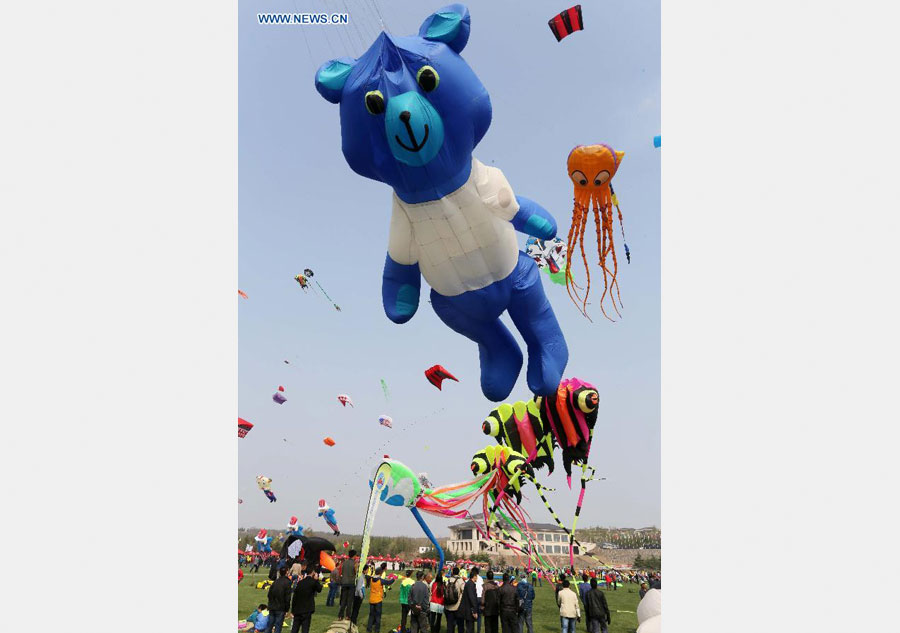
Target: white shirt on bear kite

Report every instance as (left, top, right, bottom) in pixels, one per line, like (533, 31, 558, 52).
(388, 158, 520, 298)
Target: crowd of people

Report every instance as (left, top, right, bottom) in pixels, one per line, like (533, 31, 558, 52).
(241, 550, 661, 633)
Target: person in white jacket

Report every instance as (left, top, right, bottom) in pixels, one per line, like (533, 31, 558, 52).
(556, 580, 581, 633)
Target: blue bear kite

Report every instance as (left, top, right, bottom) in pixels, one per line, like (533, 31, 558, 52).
(315, 4, 568, 401)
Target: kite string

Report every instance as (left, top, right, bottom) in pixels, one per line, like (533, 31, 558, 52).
(368, 0, 388, 33)
(333, 406, 447, 500)
(610, 184, 630, 262)
(314, 280, 339, 308)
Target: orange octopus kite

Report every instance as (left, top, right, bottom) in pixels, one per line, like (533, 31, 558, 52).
(565, 144, 629, 322)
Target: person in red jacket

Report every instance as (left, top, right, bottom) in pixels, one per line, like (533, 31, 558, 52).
(430, 574, 445, 633)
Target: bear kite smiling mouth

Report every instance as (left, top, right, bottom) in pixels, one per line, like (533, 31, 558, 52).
(395, 112, 429, 152)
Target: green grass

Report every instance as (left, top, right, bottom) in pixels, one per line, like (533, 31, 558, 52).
(239, 570, 642, 633)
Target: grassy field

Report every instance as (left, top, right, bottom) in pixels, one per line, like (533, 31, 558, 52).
(238, 569, 642, 633)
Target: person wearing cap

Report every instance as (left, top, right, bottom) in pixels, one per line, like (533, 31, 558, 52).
(326, 564, 341, 606)
(515, 573, 535, 633)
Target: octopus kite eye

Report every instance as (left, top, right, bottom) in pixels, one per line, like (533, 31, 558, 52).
(365, 90, 385, 115)
(482, 417, 500, 437)
(416, 66, 439, 92)
(571, 170, 588, 186)
(593, 171, 610, 186)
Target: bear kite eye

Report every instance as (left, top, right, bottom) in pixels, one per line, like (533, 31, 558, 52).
(593, 170, 611, 186)
(570, 170, 588, 186)
(416, 66, 439, 92)
(365, 90, 385, 115)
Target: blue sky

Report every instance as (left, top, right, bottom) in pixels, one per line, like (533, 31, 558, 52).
(239, 0, 660, 536)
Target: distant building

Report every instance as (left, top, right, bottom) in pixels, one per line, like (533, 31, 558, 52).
(446, 515, 596, 557)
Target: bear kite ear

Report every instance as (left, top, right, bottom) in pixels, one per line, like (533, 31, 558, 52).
(418, 4, 471, 53)
(315, 57, 356, 104)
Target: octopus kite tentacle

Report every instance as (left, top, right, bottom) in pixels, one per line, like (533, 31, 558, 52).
(565, 200, 589, 318)
(592, 200, 615, 321)
(566, 200, 594, 321)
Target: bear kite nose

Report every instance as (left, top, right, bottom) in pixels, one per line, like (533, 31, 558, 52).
(399, 110, 411, 123)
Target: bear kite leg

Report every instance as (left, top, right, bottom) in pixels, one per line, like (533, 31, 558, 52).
(507, 252, 569, 395)
(430, 288, 523, 402)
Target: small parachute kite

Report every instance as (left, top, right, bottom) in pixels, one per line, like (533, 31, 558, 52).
(318, 499, 341, 535)
(653, 135, 661, 148)
(425, 365, 459, 390)
(296, 267, 341, 311)
(337, 394, 354, 407)
(378, 415, 393, 429)
(238, 289, 248, 299)
(272, 386, 287, 405)
(238, 418, 254, 438)
(323, 437, 336, 447)
(380, 379, 390, 401)
(257, 475, 277, 503)
(548, 5, 584, 42)
(566, 144, 629, 321)
(238, 498, 243, 504)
